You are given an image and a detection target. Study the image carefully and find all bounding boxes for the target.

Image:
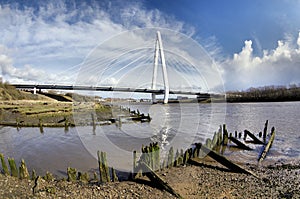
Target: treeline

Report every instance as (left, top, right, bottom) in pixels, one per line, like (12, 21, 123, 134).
(226, 84, 300, 102)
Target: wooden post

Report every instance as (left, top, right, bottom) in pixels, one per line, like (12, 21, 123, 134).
(183, 149, 190, 165)
(67, 167, 77, 182)
(44, 171, 54, 182)
(153, 143, 160, 171)
(222, 124, 228, 146)
(8, 158, 18, 177)
(38, 118, 44, 133)
(0, 153, 9, 175)
(19, 159, 29, 180)
(167, 147, 174, 168)
(91, 113, 96, 133)
(31, 169, 37, 181)
(133, 150, 137, 175)
(78, 172, 89, 183)
(98, 151, 110, 183)
(263, 120, 268, 143)
(111, 167, 118, 182)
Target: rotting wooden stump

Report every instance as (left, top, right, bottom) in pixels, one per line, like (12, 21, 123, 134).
(19, 159, 30, 180)
(67, 167, 77, 182)
(0, 153, 9, 175)
(97, 150, 110, 183)
(258, 127, 276, 163)
(8, 158, 18, 177)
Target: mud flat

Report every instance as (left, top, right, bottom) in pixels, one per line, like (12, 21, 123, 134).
(0, 162, 299, 199)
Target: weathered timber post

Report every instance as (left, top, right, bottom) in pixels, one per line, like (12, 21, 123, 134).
(91, 113, 96, 133)
(64, 117, 69, 132)
(111, 167, 118, 182)
(19, 159, 29, 180)
(263, 120, 268, 143)
(167, 147, 174, 168)
(222, 124, 228, 146)
(0, 153, 9, 175)
(38, 118, 44, 133)
(183, 149, 190, 165)
(174, 149, 180, 167)
(98, 151, 110, 183)
(67, 167, 77, 182)
(31, 169, 37, 181)
(78, 172, 89, 183)
(153, 143, 160, 171)
(235, 131, 238, 138)
(8, 158, 18, 177)
(44, 171, 54, 182)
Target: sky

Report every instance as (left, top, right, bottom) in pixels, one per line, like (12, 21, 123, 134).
(0, 0, 300, 91)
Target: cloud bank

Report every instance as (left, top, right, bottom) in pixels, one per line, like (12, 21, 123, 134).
(223, 32, 300, 90)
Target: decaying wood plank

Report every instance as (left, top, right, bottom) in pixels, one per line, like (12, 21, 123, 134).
(228, 136, 253, 150)
(191, 144, 259, 178)
(258, 127, 276, 163)
(138, 162, 183, 199)
(244, 130, 264, 145)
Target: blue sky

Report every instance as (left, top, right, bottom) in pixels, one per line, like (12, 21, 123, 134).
(0, 0, 300, 91)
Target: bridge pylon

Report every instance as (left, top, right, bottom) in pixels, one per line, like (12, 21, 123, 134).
(151, 31, 169, 104)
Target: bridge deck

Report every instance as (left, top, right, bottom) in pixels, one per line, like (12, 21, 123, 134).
(12, 84, 214, 98)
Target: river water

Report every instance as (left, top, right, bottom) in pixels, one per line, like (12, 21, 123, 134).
(0, 102, 299, 177)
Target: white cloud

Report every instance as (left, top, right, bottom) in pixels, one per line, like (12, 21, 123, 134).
(223, 32, 300, 90)
(0, 1, 195, 84)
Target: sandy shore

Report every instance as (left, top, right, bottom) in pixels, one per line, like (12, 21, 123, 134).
(0, 162, 299, 199)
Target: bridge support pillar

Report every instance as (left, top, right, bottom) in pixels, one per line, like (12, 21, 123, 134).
(151, 31, 169, 104)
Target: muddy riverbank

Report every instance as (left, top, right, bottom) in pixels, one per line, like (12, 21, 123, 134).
(0, 162, 299, 198)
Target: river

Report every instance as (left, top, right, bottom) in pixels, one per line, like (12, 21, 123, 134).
(0, 101, 299, 177)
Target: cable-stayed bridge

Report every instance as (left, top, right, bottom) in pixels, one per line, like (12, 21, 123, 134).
(12, 31, 223, 103)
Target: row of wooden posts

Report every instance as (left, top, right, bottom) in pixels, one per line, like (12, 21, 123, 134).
(0, 150, 118, 185)
(0, 121, 275, 198)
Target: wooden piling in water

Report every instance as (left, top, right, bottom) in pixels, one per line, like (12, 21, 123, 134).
(258, 127, 276, 163)
(8, 158, 18, 177)
(263, 120, 268, 143)
(19, 159, 29, 180)
(222, 124, 228, 146)
(0, 153, 9, 175)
